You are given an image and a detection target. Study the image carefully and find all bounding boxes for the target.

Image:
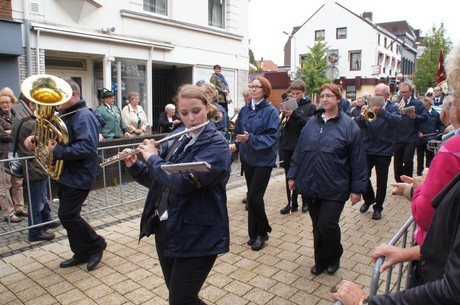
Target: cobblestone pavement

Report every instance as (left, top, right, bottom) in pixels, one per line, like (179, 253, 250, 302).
(0, 164, 412, 305)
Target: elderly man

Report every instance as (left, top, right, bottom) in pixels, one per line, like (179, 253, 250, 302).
(96, 90, 131, 140)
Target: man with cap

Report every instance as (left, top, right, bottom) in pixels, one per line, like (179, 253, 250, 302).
(96, 89, 132, 140)
(355, 84, 400, 220)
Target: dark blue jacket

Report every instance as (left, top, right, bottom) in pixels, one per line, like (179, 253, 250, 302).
(234, 99, 280, 167)
(394, 97, 429, 144)
(355, 102, 400, 156)
(54, 99, 104, 190)
(298, 97, 316, 119)
(339, 98, 351, 116)
(417, 108, 445, 144)
(281, 108, 307, 151)
(131, 122, 231, 257)
(287, 109, 368, 202)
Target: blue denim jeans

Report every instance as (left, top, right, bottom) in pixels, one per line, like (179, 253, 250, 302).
(28, 179, 52, 237)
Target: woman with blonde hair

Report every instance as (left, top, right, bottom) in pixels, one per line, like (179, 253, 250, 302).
(200, 82, 228, 136)
(0, 87, 26, 223)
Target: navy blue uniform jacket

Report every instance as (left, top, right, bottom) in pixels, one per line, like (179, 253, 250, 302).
(130, 122, 231, 257)
(288, 109, 368, 202)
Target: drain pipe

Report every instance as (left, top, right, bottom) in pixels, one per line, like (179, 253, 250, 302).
(23, 0, 32, 76)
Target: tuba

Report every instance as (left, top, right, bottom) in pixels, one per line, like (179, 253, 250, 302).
(21, 74, 72, 180)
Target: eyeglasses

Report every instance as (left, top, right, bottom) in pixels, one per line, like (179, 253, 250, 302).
(0, 101, 11, 105)
(251, 85, 263, 89)
(318, 94, 336, 99)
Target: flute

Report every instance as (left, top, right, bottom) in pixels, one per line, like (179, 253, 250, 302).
(99, 121, 208, 167)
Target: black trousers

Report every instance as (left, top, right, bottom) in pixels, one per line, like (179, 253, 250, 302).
(242, 162, 272, 240)
(416, 143, 434, 176)
(305, 197, 345, 268)
(155, 221, 217, 305)
(58, 184, 105, 259)
(363, 154, 392, 212)
(393, 143, 416, 182)
(283, 149, 299, 207)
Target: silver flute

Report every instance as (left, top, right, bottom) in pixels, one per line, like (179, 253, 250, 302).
(99, 121, 208, 167)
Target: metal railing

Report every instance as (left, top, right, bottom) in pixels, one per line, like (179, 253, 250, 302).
(333, 216, 416, 305)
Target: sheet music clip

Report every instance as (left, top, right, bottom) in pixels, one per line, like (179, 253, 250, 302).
(400, 105, 415, 114)
(161, 161, 211, 174)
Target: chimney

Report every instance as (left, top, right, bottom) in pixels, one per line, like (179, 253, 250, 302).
(362, 12, 373, 22)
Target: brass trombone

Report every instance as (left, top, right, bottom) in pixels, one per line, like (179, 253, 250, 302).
(99, 121, 208, 167)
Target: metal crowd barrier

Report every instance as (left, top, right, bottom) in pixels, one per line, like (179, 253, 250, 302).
(333, 216, 416, 305)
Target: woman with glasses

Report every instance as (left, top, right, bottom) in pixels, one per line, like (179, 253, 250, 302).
(287, 83, 367, 275)
(121, 91, 149, 136)
(229, 77, 280, 251)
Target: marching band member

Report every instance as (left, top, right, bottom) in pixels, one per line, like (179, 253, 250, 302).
(288, 83, 367, 275)
(356, 84, 400, 220)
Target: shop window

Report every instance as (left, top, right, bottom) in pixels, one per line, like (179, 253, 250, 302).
(209, 0, 225, 28)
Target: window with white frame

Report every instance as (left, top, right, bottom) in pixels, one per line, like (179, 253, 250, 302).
(209, 0, 225, 28)
(350, 50, 361, 71)
(143, 0, 167, 15)
(315, 30, 325, 41)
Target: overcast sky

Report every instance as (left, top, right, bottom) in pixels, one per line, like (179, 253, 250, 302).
(248, 0, 460, 66)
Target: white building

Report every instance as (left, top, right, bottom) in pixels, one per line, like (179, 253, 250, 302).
(284, 1, 418, 100)
(9, 0, 248, 131)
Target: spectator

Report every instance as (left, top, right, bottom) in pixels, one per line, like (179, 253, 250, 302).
(200, 82, 228, 137)
(159, 104, 181, 133)
(210, 64, 230, 113)
(96, 89, 131, 140)
(121, 91, 149, 136)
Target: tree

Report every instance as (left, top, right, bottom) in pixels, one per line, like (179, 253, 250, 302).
(249, 48, 262, 73)
(413, 24, 452, 93)
(299, 40, 330, 97)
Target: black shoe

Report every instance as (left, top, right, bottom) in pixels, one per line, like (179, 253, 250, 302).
(242, 197, 247, 204)
(372, 210, 382, 220)
(291, 205, 299, 212)
(44, 221, 61, 230)
(245, 203, 248, 211)
(359, 203, 370, 213)
(327, 263, 340, 275)
(251, 234, 268, 251)
(310, 265, 326, 275)
(87, 242, 107, 271)
(60, 256, 88, 268)
(302, 204, 308, 213)
(28, 232, 55, 242)
(247, 238, 255, 246)
(280, 204, 291, 215)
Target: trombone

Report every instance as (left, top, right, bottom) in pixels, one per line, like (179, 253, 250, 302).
(99, 121, 208, 167)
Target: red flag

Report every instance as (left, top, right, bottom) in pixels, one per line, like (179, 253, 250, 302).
(436, 48, 446, 84)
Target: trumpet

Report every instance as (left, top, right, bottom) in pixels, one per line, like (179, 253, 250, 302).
(363, 108, 377, 122)
(229, 113, 238, 130)
(99, 121, 208, 167)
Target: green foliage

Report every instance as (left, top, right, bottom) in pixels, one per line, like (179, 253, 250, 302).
(249, 48, 262, 73)
(299, 41, 330, 96)
(413, 24, 452, 93)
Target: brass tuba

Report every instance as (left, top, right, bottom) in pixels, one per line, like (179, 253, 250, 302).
(21, 74, 72, 180)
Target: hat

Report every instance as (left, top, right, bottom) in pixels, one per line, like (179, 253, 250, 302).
(426, 87, 434, 96)
(102, 89, 114, 98)
(368, 96, 385, 107)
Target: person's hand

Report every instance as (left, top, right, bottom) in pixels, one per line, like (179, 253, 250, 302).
(235, 131, 249, 143)
(173, 119, 181, 125)
(98, 134, 104, 142)
(288, 179, 295, 191)
(372, 244, 405, 272)
(283, 109, 294, 117)
(121, 148, 137, 168)
(330, 280, 367, 305)
(24, 135, 35, 151)
(406, 110, 416, 119)
(229, 143, 237, 153)
(350, 193, 361, 205)
(134, 128, 143, 135)
(47, 139, 57, 154)
(124, 132, 133, 138)
(5, 130, 12, 135)
(234, 107, 240, 114)
(373, 104, 382, 113)
(137, 139, 158, 161)
(390, 182, 410, 196)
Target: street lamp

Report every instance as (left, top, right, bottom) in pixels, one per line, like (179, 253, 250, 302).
(283, 31, 297, 80)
